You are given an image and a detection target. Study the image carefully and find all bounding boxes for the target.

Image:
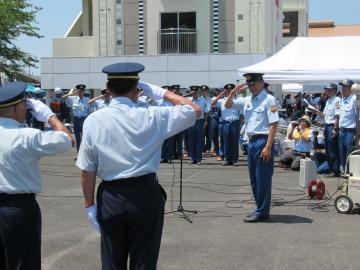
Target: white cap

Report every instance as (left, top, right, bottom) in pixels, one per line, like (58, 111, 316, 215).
(34, 87, 42, 94)
(54, 87, 62, 94)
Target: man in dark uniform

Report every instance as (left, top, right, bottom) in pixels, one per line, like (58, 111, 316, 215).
(77, 63, 201, 269)
(225, 73, 279, 222)
(0, 82, 73, 269)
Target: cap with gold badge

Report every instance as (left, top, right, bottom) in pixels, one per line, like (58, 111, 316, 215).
(243, 73, 264, 85)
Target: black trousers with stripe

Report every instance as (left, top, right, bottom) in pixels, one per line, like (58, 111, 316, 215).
(0, 194, 41, 270)
(97, 173, 166, 270)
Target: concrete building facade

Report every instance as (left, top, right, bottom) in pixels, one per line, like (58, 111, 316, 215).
(43, 0, 309, 90)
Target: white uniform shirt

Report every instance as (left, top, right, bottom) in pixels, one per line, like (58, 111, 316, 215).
(0, 118, 72, 194)
(76, 97, 196, 180)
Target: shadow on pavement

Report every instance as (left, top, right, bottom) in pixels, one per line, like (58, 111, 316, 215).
(269, 214, 313, 224)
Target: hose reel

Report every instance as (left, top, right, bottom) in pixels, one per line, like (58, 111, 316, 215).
(308, 180, 325, 200)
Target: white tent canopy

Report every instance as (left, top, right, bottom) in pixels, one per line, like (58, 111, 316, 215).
(238, 36, 360, 84)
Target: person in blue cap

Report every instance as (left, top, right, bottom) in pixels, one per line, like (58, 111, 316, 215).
(214, 83, 243, 166)
(0, 81, 73, 269)
(171, 85, 185, 159)
(88, 89, 112, 111)
(76, 62, 201, 270)
(335, 79, 357, 176)
(62, 84, 91, 154)
(187, 85, 209, 165)
(209, 88, 223, 158)
(225, 73, 279, 222)
(321, 83, 341, 177)
(200, 85, 212, 152)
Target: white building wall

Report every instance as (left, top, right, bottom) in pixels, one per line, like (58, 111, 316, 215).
(147, 0, 211, 54)
(235, 0, 282, 54)
(41, 53, 267, 90)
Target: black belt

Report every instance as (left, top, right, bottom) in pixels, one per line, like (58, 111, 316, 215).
(340, 128, 356, 132)
(102, 173, 157, 186)
(248, 134, 268, 141)
(74, 116, 87, 119)
(0, 193, 35, 201)
(223, 119, 239, 123)
(325, 123, 335, 126)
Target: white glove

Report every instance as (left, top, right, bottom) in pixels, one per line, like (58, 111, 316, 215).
(26, 99, 55, 123)
(86, 205, 100, 233)
(138, 81, 167, 100)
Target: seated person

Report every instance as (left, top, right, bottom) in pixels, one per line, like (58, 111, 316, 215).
(279, 115, 313, 170)
(312, 130, 330, 174)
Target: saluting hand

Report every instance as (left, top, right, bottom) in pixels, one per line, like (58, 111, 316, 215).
(260, 146, 271, 162)
(231, 83, 247, 95)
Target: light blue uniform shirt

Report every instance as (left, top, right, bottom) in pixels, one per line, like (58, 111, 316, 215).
(66, 96, 91, 117)
(323, 95, 341, 124)
(217, 97, 243, 122)
(0, 118, 71, 194)
(76, 97, 196, 180)
(95, 99, 111, 110)
(189, 97, 208, 120)
(202, 96, 212, 113)
(233, 90, 279, 136)
(336, 94, 357, 128)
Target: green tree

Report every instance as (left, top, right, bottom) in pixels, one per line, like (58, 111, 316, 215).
(0, 0, 42, 79)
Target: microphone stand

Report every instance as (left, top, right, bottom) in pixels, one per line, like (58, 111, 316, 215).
(167, 149, 197, 223)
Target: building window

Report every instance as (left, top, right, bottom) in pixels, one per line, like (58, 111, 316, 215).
(117, 19, 121, 24)
(117, 40, 122, 46)
(158, 12, 197, 54)
(283, 11, 298, 37)
(238, 36, 243, 42)
(238, 14, 243, 20)
(117, 0, 121, 3)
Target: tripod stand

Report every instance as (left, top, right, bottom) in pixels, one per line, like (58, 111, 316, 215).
(167, 152, 197, 223)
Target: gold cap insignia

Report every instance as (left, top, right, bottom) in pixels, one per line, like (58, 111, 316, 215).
(271, 105, 277, 113)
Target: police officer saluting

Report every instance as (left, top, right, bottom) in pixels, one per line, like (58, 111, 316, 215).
(336, 79, 357, 175)
(0, 82, 73, 269)
(76, 62, 200, 269)
(225, 73, 279, 222)
(62, 84, 91, 153)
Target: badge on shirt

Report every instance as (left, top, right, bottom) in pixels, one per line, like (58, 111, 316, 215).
(270, 105, 277, 113)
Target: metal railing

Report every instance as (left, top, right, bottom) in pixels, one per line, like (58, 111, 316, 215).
(158, 28, 197, 54)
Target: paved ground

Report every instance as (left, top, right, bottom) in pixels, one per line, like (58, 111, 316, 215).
(39, 149, 360, 270)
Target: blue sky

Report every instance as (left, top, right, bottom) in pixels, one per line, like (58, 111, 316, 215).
(17, 0, 360, 75)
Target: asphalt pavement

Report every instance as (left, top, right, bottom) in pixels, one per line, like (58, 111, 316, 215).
(39, 149, 360, 270)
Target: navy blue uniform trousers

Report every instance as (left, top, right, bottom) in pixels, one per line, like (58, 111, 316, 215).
(247, 136, 274, 218)
(218, 121, 225, 158)
(204, 117, 212, 152)
(188, 119, 205, 162)
(161, 136, 175, 161)
(324, 124, 340, 175)
(338, 129, 356, 171)
(73, 116, 87, 152)
(97, 174, 166, 270)
(223, 120, 240, 163)
(0, 194, 41, 270)
(211, 117, 220, 156)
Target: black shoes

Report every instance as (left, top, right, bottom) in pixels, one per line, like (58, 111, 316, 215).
(324, 172, 340, 178)
(244, 213, 270, 223)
